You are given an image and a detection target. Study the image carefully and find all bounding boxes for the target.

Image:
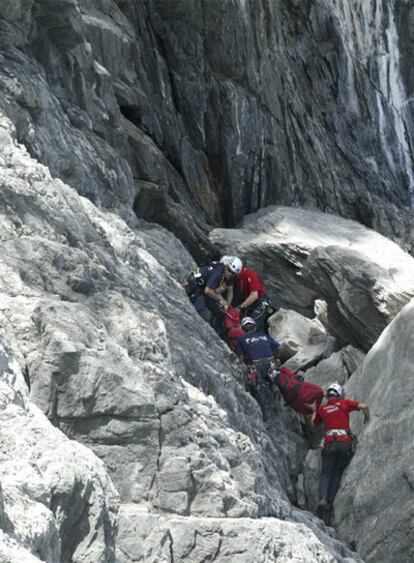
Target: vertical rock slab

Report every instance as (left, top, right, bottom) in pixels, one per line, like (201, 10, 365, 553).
(334, 298, 414, 563)
(0, 335, 118, 562)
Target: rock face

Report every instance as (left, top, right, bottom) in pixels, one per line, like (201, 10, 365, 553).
(0, 334, 118, 563)
(1, 0, 414, 255)
(333, 298, 414, 563)
(211, 206, 414, 351)
(1, 1, 414, 561)
(0, 115, 364, 560)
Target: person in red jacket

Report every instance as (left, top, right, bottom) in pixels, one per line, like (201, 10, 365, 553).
(311, 382, 369, 524)
(233, 262, 274, 332)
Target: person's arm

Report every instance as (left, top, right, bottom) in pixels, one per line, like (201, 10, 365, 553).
(357, 402, 370, 424)
(240, 290, 259, 311)
(205, 286, 228, 310)
(268, 337, 280, 359)
(226, 284, 234, 307)
(204, 268, 228, 310)
(311, 405, 322, 428)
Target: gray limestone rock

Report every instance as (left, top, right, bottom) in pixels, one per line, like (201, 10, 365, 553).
(1, 1, 414, 561)
(116, 504, 362, 563)
(305, 346, 366, 390)
(1, 0, 414, 259)
(268, 308, 334, 370)
(0, 335, 118, 563)
(334, 298, 414, 563)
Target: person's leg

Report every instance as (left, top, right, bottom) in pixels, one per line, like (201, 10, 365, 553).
(255, 364, 271, 421)
(246, 300, 265, 332)
(327, 442, 353, 503)
(318, 443, 337, 505)
(193, 295, 211, 322)
(247, 298, 275, 334)
(205, 298, 225, 335)
(211, 309, 225, 336)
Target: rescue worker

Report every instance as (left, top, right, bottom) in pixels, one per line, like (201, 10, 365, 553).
(234, 261, 274, 333)
(185, 256, 242, 335)
(311, 382, 369, 525)
(236, 316, 279, 420)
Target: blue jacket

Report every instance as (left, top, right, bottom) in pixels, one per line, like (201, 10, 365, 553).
(200, 263, 231, 292)
(236, 331, 279, 361)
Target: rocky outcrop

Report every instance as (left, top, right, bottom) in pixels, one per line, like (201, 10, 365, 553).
(1, 0, 414, 257)
(117, 504, 362, 563)
(333, 298, 414, 563)
(0, 334, 118, 563)
(268, 308, 334, 371)
(211, 206, 414, 350)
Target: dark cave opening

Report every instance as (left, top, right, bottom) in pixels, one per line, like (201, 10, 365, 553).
(119, 104, 143, 128)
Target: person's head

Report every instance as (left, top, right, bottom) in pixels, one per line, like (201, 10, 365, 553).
(240, 316, 256, 332)
(225, 256, 243, 277)
(326, 382, 343, 399)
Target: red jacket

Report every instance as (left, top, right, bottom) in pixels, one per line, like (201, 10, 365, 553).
(313, 398, 359, 444)
(235, 267, 266, 300)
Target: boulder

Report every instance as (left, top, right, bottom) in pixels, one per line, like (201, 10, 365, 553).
(268, 308, 334, 371)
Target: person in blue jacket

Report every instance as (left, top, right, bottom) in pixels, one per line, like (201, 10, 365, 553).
(236, 316, 280, 420)
(185, 256, 242, 334)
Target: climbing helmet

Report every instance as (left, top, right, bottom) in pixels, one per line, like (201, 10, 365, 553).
(326, 382, 343, 397)
(240, 316, 256, 330)
(227, 256, 243, 275)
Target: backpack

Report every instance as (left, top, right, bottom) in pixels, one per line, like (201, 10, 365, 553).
(274, 366, 324, 414)
(224, 307, 244, 350)
(183, 263, 219, 301)
(276, 366, 303, 405)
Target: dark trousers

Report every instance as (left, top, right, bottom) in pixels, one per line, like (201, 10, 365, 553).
(248, 361, 274, 420)
(192, 294, 224, 335)
(319, 441, 353, 502)
(245, 298, 274, 333)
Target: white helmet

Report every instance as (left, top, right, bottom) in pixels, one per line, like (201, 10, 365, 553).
(241, 316, 256, 330)
(227, 256, 243, 275)
(220, 255, 231, 265)
(327, 382, 343, 397)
